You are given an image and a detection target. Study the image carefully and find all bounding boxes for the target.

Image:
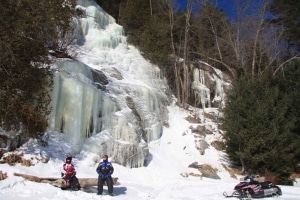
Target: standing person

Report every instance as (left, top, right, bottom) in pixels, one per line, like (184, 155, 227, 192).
(62, 154, 80, 190)
(96, 155, 114, 195)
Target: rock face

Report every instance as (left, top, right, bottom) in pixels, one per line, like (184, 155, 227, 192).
(186, 106, 226, 157)
(188, 162, 221, 180)
(0, 129, 21, 152)
(192, 62, 231, 109)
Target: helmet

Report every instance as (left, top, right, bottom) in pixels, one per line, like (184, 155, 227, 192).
(65, 154, 72, 163)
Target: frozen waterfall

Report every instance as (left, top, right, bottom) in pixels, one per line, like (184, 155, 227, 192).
(192, 61, 228, 109)
(47, 0, 229, 168)
(48, 0, 169, 168)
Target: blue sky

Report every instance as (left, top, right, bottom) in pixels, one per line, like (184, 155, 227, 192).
(176, 0, 236, 19)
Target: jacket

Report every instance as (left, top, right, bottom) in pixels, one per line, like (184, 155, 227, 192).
(63, 163, 76, 175)
(96, 160, 114, 176)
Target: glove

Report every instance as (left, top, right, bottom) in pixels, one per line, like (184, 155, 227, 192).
(106, 172, 112, 178)
(61, 172, 64, 177)
(100, 174, 105, 179)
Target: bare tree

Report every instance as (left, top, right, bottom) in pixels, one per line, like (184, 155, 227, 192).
(200, 0, 285, 79)
(150, 0, 153, 16)
(162, 0, 181, 105)
(198, 0, 237, 78)
(162, 0, 198, 107)
(181, 0, 193, 108)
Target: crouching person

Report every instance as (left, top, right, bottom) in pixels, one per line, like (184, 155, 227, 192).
(96, 155, 114, 196)
(62, 155, 81, 190)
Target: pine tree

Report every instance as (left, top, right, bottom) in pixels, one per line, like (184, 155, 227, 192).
(275, 61, 300, 176)
(222, 72, 296, 183)
(94, 0, 124, 23)
(119, 0, 171, 65)
(0, 0, 77, 138)
(270, 0, 300, 54)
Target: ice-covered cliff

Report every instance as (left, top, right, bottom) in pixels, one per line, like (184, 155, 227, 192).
(47, 0, 230, 168)
(48, 0, 169, 167)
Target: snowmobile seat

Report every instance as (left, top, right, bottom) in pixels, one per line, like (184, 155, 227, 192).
(260, 181, 272, 189)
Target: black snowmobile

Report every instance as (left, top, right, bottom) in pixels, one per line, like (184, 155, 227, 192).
(223, 175, 282, 199)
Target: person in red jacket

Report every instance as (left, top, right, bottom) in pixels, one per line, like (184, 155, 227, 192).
(62, 155, 80, 190)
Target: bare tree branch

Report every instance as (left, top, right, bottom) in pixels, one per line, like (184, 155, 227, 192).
(273, 54, 300, 76)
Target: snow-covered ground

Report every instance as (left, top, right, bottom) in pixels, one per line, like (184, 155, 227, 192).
(0, 104, 299, 200)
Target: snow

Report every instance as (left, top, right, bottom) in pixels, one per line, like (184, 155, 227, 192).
(1, 1, 299, 199)
(0, 104, 299, 200)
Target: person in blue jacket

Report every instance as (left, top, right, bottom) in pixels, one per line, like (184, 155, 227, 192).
(96, 155, 114, 195)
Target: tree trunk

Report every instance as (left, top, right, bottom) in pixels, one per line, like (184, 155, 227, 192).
(164, 0, 181, 106)
(240, 157, 245, 174)
(181, 0, 192, 108)
(13, 172, 120, 189)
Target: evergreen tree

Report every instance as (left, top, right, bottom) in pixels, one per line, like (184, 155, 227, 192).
(120, 0, 171, 65)
(94, 0, 124, 23)
(0, 0, 77, 138)
(222, 72, 296, 184)
(270, 0, 300, 54)
(195, 1, 232, 69)
(120, 0, 150, 45)
(275, 61, 300, 175)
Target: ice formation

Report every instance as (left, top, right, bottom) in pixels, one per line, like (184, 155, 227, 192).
(48, 0, 169, 167)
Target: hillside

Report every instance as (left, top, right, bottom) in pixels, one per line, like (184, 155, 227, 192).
(1, 103, 300, 199)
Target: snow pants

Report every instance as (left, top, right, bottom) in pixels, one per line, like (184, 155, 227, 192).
(98, 176, 113, 194)
(64, 174, 81, 190)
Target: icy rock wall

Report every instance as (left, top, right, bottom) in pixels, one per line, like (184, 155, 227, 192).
(192, 62, 229, 109)
(48, 0, 169, 167)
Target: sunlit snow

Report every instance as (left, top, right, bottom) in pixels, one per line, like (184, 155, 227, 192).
(0, 104, 299, 199)
(0, 0, 299, 199)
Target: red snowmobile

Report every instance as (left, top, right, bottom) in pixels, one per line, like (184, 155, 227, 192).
(223, 175, 282, 199)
